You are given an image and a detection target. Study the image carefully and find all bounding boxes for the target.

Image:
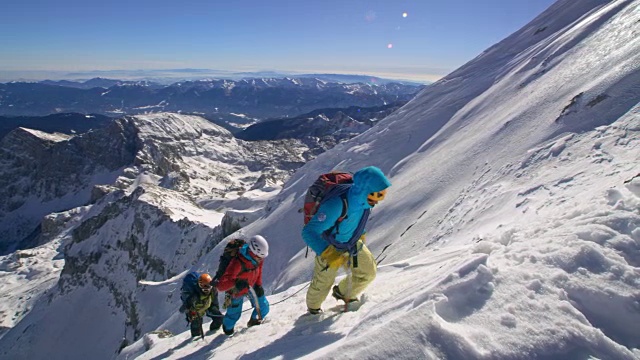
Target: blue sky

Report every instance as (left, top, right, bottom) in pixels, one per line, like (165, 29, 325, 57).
(0, 0, 556, 82)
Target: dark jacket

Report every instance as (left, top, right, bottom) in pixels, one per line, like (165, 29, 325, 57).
(186, 289, 217, 317)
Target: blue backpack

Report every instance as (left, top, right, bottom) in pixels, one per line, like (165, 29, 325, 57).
(180, 271, 201, 307)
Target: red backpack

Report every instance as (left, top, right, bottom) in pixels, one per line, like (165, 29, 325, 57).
(302, 171, 353, 225)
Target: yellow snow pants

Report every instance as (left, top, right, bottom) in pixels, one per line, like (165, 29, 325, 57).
(306, 241, 376, 310)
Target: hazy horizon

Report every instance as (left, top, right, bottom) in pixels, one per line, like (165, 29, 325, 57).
(0, 67, 443, 84)
(1, 0, 556, 84)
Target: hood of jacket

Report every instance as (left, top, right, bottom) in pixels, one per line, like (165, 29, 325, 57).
(239, 244, 260, 266)
(347, 166, 392, 210)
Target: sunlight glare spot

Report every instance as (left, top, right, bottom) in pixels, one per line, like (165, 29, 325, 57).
(365, 10, 377, 22)
(402, 12, 408, 18)
(387, 43, 393, 49)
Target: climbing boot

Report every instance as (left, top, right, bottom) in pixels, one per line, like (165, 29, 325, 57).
(307, 308, 323, 315)
(332, 285, 358, 303)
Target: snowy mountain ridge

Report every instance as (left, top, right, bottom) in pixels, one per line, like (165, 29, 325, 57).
(1, 0, 639, 359)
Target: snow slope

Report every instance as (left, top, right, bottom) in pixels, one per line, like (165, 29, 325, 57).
(121, 0, 639, 359)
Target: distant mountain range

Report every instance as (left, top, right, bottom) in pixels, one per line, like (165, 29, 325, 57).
(39, 78, 160, 89)
(0, 70, 428, 86)
(0, 77, 424, 119)
(0, 101, 404, 142)
(236, 102, 405, 141)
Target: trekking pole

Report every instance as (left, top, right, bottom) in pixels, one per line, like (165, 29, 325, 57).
(344, 257, 353, 312)
(248, 287, 262, 322)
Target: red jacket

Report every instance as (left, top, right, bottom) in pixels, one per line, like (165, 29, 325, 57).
(216, 251, 263, 297)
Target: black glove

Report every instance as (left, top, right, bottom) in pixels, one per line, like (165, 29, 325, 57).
(253, 285, 265, 297)
(210, 279, 219, 289)
(234, 279, 249, 291)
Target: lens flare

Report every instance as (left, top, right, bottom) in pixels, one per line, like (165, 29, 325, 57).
(402, 12, 408, 18)
(387, 43, 393, 49)
(365, 10, 376, 22)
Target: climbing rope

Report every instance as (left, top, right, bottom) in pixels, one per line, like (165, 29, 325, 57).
(175, 244, 393, 319)
(235, 243, 393, 313)
(240, 282, 311, 313)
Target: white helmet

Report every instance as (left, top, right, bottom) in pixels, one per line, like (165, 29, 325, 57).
(248, 235, 269, 258)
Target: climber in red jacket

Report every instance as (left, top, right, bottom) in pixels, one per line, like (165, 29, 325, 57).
(216, 235, 270, 335)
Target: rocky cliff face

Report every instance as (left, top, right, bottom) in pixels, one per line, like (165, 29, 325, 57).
(0, 120, 139, 253)
(119, 113, 309, 199)
(55, 185, 223, 344)
(0, 113, 310, 254)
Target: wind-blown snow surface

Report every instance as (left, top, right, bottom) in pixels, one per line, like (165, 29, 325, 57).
(3, 0, 640, 359)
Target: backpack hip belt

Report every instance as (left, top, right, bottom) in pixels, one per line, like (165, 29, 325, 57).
(322, 208, 370, 264)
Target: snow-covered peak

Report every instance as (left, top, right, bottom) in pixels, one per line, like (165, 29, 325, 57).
(15, 127, 72, 142)
(132, 112, 231, 140)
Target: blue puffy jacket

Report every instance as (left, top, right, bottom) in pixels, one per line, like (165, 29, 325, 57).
(302, 166, 391, 254)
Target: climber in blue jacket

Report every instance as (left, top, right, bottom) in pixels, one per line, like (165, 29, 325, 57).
(302, 166, 391, 314)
